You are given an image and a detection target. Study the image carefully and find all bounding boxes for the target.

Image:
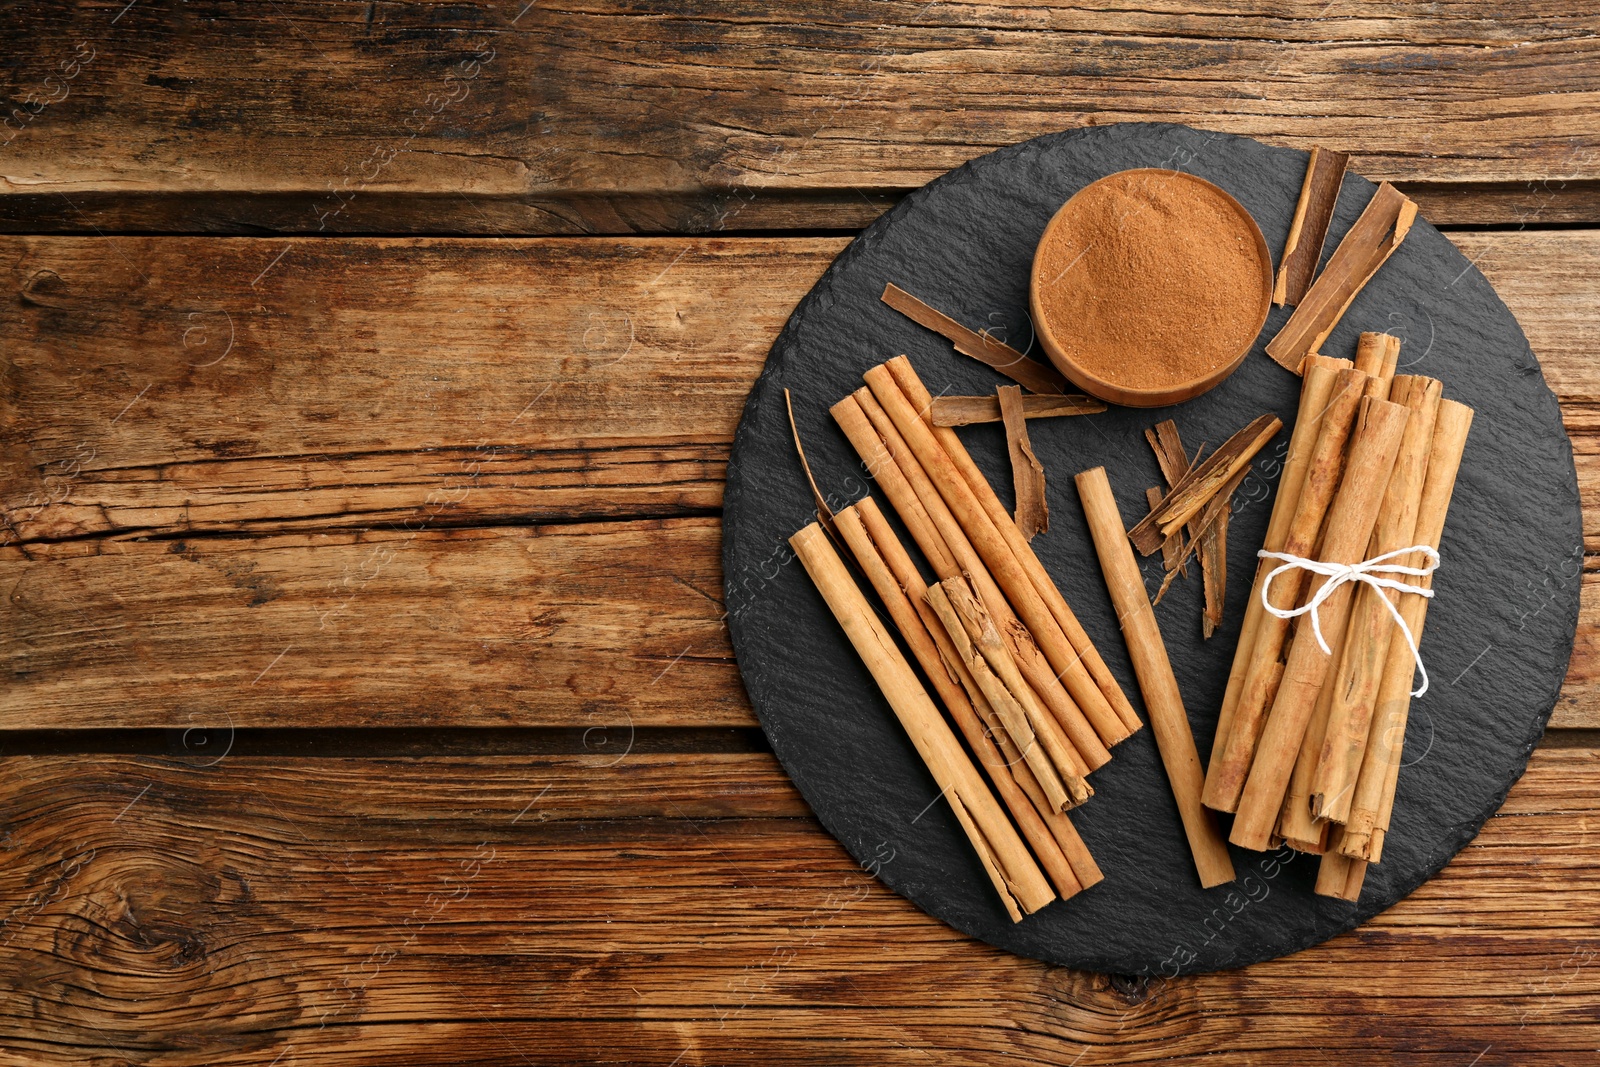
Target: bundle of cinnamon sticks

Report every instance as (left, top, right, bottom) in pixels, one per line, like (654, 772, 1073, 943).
(791, 355, 1142, 920)
(1200, 332, 1474, 901)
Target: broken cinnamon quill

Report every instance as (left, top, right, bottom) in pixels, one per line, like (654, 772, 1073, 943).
(998, 385, 1048, 539)
(1266, 182, 1418, 374)
(1274, 147, 1350, 307)
(882, 282, 1071, 395)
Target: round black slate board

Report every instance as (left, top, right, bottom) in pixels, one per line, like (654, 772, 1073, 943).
(721, 123, 1580, 976)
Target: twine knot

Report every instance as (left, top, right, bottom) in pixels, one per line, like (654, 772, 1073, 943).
(1257, 545, 1440, 697)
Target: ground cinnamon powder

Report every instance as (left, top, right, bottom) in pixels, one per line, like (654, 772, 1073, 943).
(1033, 170, 1269, 392)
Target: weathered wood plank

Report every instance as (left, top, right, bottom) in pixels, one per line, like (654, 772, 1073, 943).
(4, 232, 1595, 542)
(2, 232, 1597, 729)
(0, 236, 819, 543)
(6, 518, 1595, 730)
(0, 749, 1594, 1065)
(3, 3, 1600, 232)
(1, 519, 740, 730)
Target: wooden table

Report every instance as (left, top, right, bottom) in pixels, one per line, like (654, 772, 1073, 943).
(3, 4, 1598, 1063)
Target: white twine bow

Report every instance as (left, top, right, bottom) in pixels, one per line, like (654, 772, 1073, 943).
(1257, 545, 1441, 698)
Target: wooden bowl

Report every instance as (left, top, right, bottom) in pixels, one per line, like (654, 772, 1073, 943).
(1029, 169, 1273, 408)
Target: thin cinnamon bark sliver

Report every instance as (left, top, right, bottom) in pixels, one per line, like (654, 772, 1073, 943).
(931, 392, 1106, 427)
(790, 522, 1054, 920)
(784, 387, 839, 544)
(1075, 466, 1235, 888)
(1128, 413, 1281, 556)
(998, 385, 1049, 539)
(882, 282, 1071, 395)
(1200, 503, 1229, 640)
(1274, 147, 1350, 307)
(1266, 182, 1418, 374)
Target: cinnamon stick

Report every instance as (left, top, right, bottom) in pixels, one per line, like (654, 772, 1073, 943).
(1310, 376, 1441, 823)
(831, 393, 959, 579)
(931, 392, 1106, 427)
(881, 282, 1071, 395)
(885, 357, 1143, 737)
(849, 385, 1112, 772)
(938, 577, 1094, 806)
(1075, 466, 1236, 888)
(834, 504, 1087, 898)
(998, 385, 1049, 540)
(1266, 182, 1419, 374)
(1314, 844, 1367, 902)
(1230, 397, 1412, 851)
(1274, 147, 1350, 307)
(1354, 332, 1402, 401)
(1338, 399, 1474, 861)
(790, 522, 1054, 919)
(866, 363, 1131, 750)
(858, 496, 1103, 890)
(1128, 414, 1282, 557)
(1204, 364, 1366, 813)
(1211, 354, 1354, 783)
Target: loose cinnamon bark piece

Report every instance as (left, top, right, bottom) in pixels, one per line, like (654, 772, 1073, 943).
(998, 385, 1049, 540)
(1148, 486, 1185, 595)
(785, 387, 839, 543)
(1266, 182, 1419, 374)
(790, 522, 1054, 920)
(1128, 413, 1281, 557)
(1145, 421, 1193, 579)
(1075, 466, 1235, 888)
(881, 282, 1071, 395)
(930, 392, 1106, 427)
(1274, 147, 1351, 307)
(1144, 419, 1229, 634)
(1199, 501, 1229, 640)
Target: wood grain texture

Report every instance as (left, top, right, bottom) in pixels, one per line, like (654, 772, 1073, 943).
(1, 519, 738, 730)
(3, 233, 1587, 735)
(3, 232, 1597, 730)
(3, 3, 1600, 232)
(0, 748, 1595, 1065)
